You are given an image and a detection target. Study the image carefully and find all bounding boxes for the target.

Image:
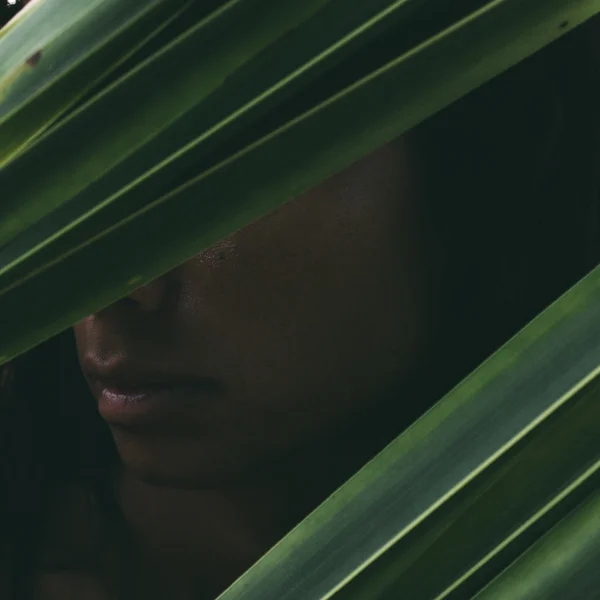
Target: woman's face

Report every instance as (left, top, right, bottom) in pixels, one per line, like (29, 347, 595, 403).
(73, 139, 435, 489)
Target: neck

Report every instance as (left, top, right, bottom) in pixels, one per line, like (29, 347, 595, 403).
(109, 367, 440, 600)
(113, 429, 387, 600)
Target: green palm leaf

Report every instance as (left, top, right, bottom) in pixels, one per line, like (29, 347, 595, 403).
(1, 0, 597, 364)
(211, 262, 600, 600)
(0, 0, 193, 164)
(0, 0, 445, 247)
(474, 490, 600, 600)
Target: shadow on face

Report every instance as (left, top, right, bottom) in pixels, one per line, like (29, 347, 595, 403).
(73, 139, 437, 489)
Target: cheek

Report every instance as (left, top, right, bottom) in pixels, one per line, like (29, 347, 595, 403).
(188, 146, 433, 443)
(235, 230, 429, 426)
(71, 321, 86, 356)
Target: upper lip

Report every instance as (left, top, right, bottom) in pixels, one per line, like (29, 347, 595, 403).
(83, 360, 208, 391)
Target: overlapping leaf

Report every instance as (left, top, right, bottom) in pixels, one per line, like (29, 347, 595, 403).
(474, 490, 600, 600)
(1, 0, 598, 365)
(212, 257, 600, 599)
(0, 0, 432, 247)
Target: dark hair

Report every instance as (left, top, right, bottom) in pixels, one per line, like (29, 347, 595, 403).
(1, 8, 599, 599)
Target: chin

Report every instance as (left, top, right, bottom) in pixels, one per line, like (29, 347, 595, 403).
(109, 426, 263, 490)
(129, 467, 216, 490)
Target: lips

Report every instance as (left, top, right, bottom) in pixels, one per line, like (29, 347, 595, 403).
(83, 359, 220, 426)
(92, 379, 220, 426)
(98, 382, 178, 400)
(85, 364, 206, 391)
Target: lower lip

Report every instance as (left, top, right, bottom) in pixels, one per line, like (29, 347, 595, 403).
(97, 383, 216, 425)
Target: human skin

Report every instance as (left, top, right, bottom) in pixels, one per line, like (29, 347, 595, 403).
(71, 139, 438, 598)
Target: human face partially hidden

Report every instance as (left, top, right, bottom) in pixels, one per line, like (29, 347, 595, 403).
(73, 140, 435, 489)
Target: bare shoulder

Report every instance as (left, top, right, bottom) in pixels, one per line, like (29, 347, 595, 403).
(2, 483, 118, 600)
(38, 482, 118, 599)
(33, 570, 114, 600)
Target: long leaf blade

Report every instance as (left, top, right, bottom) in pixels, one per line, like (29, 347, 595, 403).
(207, 262, 600, 599)
(332, 385, 600, 599)
(0, 0, 435, 258)
(0, 0, 189, 163)
(0, 0, 597, 365)
(0, 0, 337, 246)
(474, 491, 600, 600)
